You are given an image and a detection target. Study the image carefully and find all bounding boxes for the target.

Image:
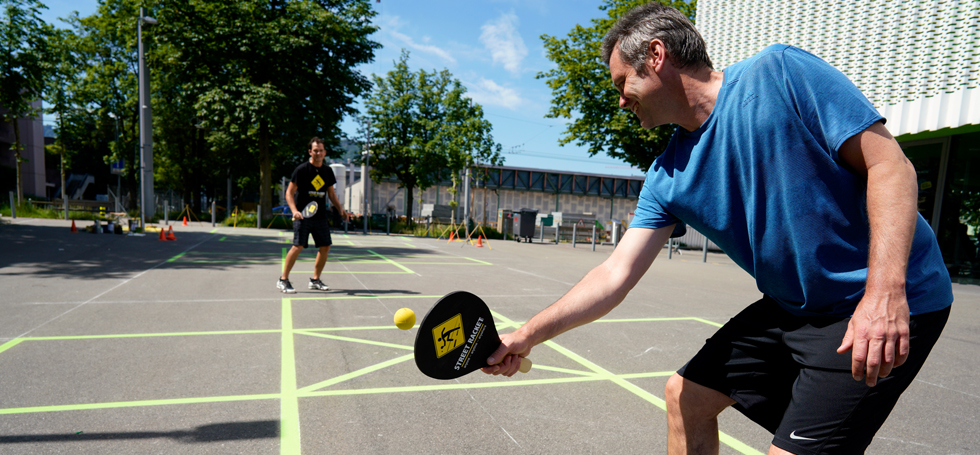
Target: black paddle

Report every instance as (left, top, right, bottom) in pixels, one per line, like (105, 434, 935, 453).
(414, 291, 531, 380)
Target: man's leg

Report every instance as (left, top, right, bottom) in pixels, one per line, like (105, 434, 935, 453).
(282, 245, 304, 280)
(313, 245, 330, 280)
(665, 373, 736, 455)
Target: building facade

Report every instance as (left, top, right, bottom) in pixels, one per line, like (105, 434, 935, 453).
(696, 0, 980, 282)
(344, 164, 646, 231)
(0, 100, 47, 199)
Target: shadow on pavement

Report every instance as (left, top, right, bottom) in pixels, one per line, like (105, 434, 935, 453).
(0, 420, 279, 444)
(0, 224, 431, 280)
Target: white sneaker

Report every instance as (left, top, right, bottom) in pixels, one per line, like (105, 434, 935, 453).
(309, 278, 329, 291)
(277, 278, 296, 294)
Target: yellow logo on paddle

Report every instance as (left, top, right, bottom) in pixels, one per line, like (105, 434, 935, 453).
(311, 175, 325, 191)
(432, 314, 463, 358)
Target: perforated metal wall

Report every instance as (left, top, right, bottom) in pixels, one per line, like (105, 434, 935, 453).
(696, 0, 980, 136)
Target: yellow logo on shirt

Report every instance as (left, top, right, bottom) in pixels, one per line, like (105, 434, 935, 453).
(311, 175, 325, 191)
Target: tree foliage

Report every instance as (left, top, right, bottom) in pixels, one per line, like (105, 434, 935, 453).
(0, 0, 51, 203)
(537, 0, 697, 172)
(156, 0, 379, 217)
(360, 50, 502, 223)
(37, 0, 378, 216)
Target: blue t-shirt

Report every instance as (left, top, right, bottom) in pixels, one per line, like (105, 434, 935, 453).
(632, 45, 952, 316)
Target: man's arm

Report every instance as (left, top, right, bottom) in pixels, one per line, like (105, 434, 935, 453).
(836, 121, 917, 387)
(483, 225, 675, 376)
(326, 186, 348, 220)
(286, 182, 302, 220)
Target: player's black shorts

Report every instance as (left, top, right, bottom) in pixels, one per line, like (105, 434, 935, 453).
(677, 295, 950, 455)
(292, 217, 332, 248)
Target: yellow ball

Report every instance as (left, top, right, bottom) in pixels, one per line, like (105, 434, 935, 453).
(394, 308, 416, 330)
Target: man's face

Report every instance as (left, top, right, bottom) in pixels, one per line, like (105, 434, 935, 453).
(309, 142, 326, 164)
(609, 45, 665, 129)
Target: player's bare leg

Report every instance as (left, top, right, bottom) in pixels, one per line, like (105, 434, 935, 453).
(281, 245, 304, 280)
(665, 373, 735, 455)
(313, 246, 330, 280)
(307, 246, 331, 291)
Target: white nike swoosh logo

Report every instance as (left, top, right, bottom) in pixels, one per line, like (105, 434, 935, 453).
(789, 431, 818, 441)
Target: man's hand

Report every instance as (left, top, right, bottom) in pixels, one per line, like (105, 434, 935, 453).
(837, 292, 910, 387)
(482, 331, 532, 377)
(292, 211, 303, 221)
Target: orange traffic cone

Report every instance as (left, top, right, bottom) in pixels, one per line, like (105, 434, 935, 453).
(159, 228, 166, 241)
(448, 231, 455, 242)
(476, 235, 484, 247)
(182, 216, 187, 226)
(166, 226, 176, 241)
(70, 220, 78, 233)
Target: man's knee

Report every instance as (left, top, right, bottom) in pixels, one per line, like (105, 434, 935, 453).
(665, 373, 733, 418)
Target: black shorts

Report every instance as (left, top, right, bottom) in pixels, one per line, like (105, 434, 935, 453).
(292, 218, 332, 248)
(677, 296, 950, 455)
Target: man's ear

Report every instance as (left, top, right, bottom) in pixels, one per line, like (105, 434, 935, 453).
(647, 39, 667, 72)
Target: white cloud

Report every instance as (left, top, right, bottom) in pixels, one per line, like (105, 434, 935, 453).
(465, 78, 523, 110)
(479, 12, 527, 77)
(381, 15, 456, 65)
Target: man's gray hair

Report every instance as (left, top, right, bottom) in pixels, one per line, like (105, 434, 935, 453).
(601, 2, 712, 72)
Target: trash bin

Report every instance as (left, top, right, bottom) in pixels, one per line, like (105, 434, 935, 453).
(517, 208, 538, 242)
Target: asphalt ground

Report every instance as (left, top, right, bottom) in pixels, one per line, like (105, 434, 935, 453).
(0, 217, 977, 454)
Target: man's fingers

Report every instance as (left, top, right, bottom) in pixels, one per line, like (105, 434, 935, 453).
(850, 337, 868, 382)
(837, 326, 854, 354)
(486, 344, 511, 366)
(895, 334, 910, 368)
(865, 336, 884, 386)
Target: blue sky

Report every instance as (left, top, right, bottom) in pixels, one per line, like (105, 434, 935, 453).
(39, 0, 644, 177)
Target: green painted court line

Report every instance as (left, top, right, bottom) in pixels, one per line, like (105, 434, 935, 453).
(294, 331, 414, 351)
(280, 298, 301, 455)
(18, 329, 281, 341)
(491, 312, 760, 455)
(288, 295, 442, 302)
(0, 393, 281, 415)
(688, 317, 724, 328)
(293, 270, 416, 274)
(166, 252, 187, 263)
(462, 256, 492, 265)
(220, 236, 227, 241)
(300, 325, 417, 332)
(299, 373, 673, 398)
(367, 250, 415, 274)
(298, 354, 415, 394)
(210, 228, 219, 233)
(181, 252, 283, 255)
(0, 338, 25, 355)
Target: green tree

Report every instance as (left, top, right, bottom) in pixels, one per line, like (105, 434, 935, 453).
(156, 0, 379, 219)
(537, 0, 696, 172)
(0, 0, 50, 203)
(57, 1, 145, 209)
(361, 51, 502, 225)
(44, 27, 79, 209)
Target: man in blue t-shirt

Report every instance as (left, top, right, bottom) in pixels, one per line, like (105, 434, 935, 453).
(482, 3, 952, 454)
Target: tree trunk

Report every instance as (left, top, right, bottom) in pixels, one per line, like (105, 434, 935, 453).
(258, 119, 271, 221)
(405, 184, 415, 227)
(57, 112, 67, 219)
(12, 118, 22, 204)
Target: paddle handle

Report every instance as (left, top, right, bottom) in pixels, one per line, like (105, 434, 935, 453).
(519, 357, 532, 374)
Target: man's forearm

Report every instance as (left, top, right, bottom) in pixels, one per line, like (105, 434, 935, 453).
(864, 156, 917, 295)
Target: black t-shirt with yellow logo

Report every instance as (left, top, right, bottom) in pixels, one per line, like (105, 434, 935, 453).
(290, 161, 336, 221)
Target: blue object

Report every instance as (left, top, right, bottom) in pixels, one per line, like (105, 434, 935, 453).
(631, 45, 951, 317)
